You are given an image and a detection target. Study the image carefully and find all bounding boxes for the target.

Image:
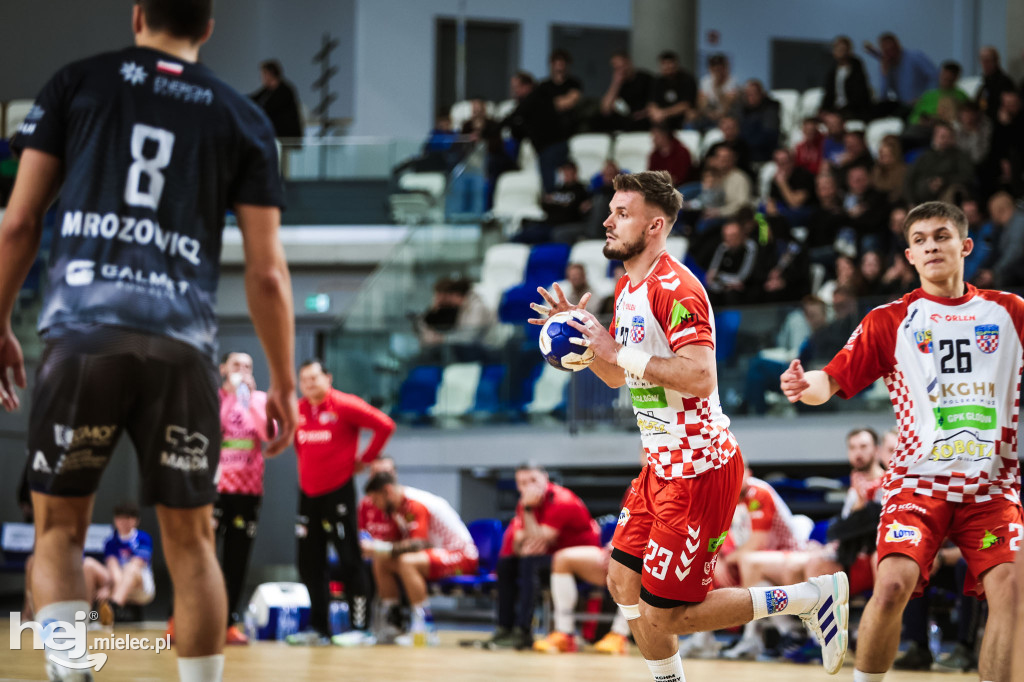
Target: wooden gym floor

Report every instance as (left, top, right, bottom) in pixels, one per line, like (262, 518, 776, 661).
(0, 624, 975, 681)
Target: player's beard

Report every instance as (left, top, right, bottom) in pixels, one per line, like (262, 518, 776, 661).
(603, 229, 648, 261)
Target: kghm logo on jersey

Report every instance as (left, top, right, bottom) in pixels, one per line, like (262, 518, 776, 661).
(975, 325, 999, 354)
(630, 315, 646, 343)
(914, 330, 933, 354)
(884, 522, 922, 546)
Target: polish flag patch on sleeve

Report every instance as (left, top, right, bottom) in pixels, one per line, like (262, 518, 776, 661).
(157, 60, 184, 76)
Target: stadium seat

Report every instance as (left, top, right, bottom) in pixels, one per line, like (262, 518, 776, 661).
(473, 363, 507, 415)
(491, 170, 544, 235)
(476, 243, 530, 310)
(525, 364, 571, 415)
(498, 284, 539, 325)
(957, 76, 982, 99)
(810, 519, 831, 545)
(3, 99, 34, 138)
(769, 89, 800, 140)
(570, 369, 620, 422)
(675, 130, 701, 161)
(792, 514, 815, 543)
(493, 99, 517, 121)
(524, 243, 571, 288)
(394, 365, 443, 420)
(569, 133, 613, 181)
(612, 131, 652, 173)
(568, 239, 617, 302)
(799, 87, 824, 119)
(665, 236, 689, 260)
(518, 139, 537, 169)
(449, 100, 474, 131)
(390, 171, 447, 224)
(866, 117, 905, 157)
(699, 128, 725, 159)
(714, 309, 741, 364)
(757, 161, 777, 201)
(434, 519, 503, 593)
(429, 363, 482, 419)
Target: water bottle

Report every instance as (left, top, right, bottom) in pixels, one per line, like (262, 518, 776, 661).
(329, 601, 350, 635)
(411, 609, 427, 648)
(244, 604, 258, 641)
(928, 620, 942, 660)
(237, 380, 251, 411)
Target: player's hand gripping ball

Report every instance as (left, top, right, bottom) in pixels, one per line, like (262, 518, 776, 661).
(539, 311, 595, 372)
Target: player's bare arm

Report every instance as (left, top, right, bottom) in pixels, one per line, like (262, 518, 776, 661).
(530, 283, 626, 388)
(0, 149, 63, 411)
(779, 359, 840, 405)
(569, 309, 717, 397)
(236, 203, 298, 456)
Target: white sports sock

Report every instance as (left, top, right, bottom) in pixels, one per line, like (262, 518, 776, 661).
(610, 610, 630, 636)
(550, 573, 578, 634)
(178, 654, 225, 682)
(748, 582, 820, 619)
(852, 671, 885, 682)
(36, 601, 90, 674)
(645, 653, 685, 681)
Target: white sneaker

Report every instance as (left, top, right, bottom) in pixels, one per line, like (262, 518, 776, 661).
(331, 630, 378, 647)
(721, 636, 763, 660)
(799, 572, 849, 674)
(678, 630, 721, 659)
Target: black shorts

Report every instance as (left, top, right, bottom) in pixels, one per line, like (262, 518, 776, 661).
(26, 324, 220, 508)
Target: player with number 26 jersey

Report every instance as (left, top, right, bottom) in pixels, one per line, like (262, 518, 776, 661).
(14, 45, 282, 356)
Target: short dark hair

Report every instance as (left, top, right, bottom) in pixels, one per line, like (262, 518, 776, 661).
(136, 0, 212, 42)
(941, 60, 962, 77)
(847, 427, 879, 446)
(708, 53, 727, 67)
(833, 35, 852, 49)
(113, 502, 140, 519)
(299, 358, 326, 372)
(515, 461, 546, 475)
(512, 71, 535, 87)
(658, 50, 679, 62)
(365, 471, 397, 494)
(612, 171, 684, 222)
(903, 201, 968, 240)
(560, 158, 578, 172)
(549, 48, 571, 64)
(611, 50, 631, 61)
(260, 60, 283, 79)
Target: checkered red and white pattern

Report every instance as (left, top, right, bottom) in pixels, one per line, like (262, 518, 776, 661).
(216, 388, 269, 496)
(400, 487, 479, 558)
(612, 253, 737, 480)
(743, 477, 807, 551)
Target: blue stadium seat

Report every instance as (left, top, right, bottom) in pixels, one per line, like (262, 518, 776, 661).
(810, 519, 830, 545)
(714, 309, 741, 363)
(394, 365, 442, 420)
(434, 518, 503, 593)
(473, 364, 507, 415)
(524, 243, 571, 287)
(498, 284, 543, 342)
(600, 517, 618, 546)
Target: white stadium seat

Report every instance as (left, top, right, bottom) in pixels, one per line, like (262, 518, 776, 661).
(799, 87, 825, 119)
(568, 133, 612, 181)
(430, 363, 482, 418)
(957, 76, 982, 99)
(4, 99, 34, 138)
(612, 131, 653, 173)
(675, 130, 701, 161)
(866, 117, 905, 157)
(398, 171, 446, 199)
(699, 128, 725, 159)
(449, 100, 474, 131)
(491, 170, 544, 235)
(475, 243, 531, 310)
(770, 89, 800, 140)
(526, 364, 571, 414)
(757, 161, 778, 201)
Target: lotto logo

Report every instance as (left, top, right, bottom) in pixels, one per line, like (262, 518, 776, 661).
(765, 589, 789, 614)
(884, 522, 922, 546)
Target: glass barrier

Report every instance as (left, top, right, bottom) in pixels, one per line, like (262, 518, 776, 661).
(278, 137, 425, 181)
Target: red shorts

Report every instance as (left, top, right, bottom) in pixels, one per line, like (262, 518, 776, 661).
(611, 453, 744, 605)
(876, 490, 1023, 598)
(847, 553, 874, 594)
(425, 548, 479, 581)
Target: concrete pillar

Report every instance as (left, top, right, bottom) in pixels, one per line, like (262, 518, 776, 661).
(631, 0, 699, 74)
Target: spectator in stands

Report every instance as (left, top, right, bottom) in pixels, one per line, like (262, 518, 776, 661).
(740, 295, 828, 415)
(799, 284, 860, 368)
(706, 218, 758, 306)
(793, 117, 825, 175)
(805, 172, 846, 271)
(103, 503, 156, 617)
(863, 32, 938, 116)
(833, 130, 873, 183)
(766, 147, 816, 225)
(820, 110, 847, 167)
(954, 101, 992, 167)
(907, 61, 969, 125)
(843, 164, 890, 253)
(704, 115, 753, 177)
(884, 203, 910, 257)
(513, 160, 592, 244)
(819, 256, 865, 303)
(418, 277, 497, 361)
(975, 191, 1024, 288)
(462, 98, 514, 196)
(905, 122, 975, 204)
(584, 160, 622, 240)
(557, 263, 592, 309)
(599, 263, 626, 317)
(984, 90, 1024, 198)
(647, 123, 692, 186)
(595, 51, 654, 132)
(539, 49, 584, 137)
(878, 248, 919, 298)
(694, 53, 740, 130)
(705, 145, 752, 219)
(977, 46, 1016, 121)
(646, 50, 698, 129)
(859, 250, 887, 297)
(251, 59, 303, 139)
(962, 197, 995, 282)
(361, 471, 478, 646)
(483, 463, 600, 650)
(871, 135, 908, 204)
(739, 80, 781, 163)
(504, 71, 569, 193)
(821, 36, 872, 121)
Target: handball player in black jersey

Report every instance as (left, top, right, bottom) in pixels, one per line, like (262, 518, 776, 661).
(0, 2, 298, 680)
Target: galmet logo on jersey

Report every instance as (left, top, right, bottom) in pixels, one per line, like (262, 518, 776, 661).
(884, 522, 922, 546)
(64, 261, 190, 298)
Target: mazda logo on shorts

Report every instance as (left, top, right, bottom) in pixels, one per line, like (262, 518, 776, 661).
(65, 260, 95, 286)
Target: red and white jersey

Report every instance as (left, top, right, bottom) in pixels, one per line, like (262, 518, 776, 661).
(738, 477, 807, 551)
(611, 252, 738, 479)
(825, 285, 1024, 505)
(362, 486, 478, 558)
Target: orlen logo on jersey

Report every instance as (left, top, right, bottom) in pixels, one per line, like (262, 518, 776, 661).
(930, 313, 976, 323)
(884, 522, 922, 546)
(65, 260, 96, 286)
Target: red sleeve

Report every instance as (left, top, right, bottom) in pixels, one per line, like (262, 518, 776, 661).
(499, 518, 520, 557)
(357, 498, 370, 532)
(822, 304, 901, 399)
(747, 486, 776, 533)
(336, 392, 397, 462)
(650, 271, 714, 352)
(404, 499, 431, 541)
(977, 290, 1024, 344)
(539, 486, 590, 534)
(608, 275, 628, 335)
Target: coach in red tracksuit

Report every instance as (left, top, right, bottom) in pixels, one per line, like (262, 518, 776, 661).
(292, 359, 396, 644)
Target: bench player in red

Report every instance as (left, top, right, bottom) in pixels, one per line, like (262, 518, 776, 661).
(781, 201, 1024, 682)
(532, 170, 849, 681)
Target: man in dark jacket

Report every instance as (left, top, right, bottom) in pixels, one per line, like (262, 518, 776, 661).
(822, 36, 872, 121)
(739, 80, 781, 163)
(504, 71, 569, 192)
(251, 60, 303, 139)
